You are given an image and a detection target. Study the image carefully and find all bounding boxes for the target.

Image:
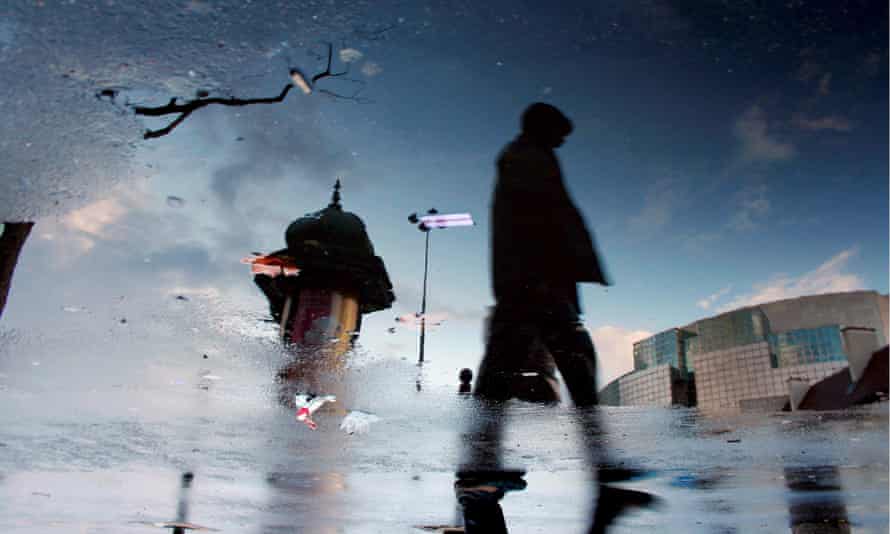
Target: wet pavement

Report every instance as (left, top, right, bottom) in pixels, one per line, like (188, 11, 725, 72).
(0, 353, 886, 533)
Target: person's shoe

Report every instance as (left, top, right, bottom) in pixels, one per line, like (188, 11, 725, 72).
(453, 470, 527, 534)
(459, 500, 508, 534)
(597, 464, 656, 484)
(454, 472, 527, 504)
(588, 484, 661, 534)
(455, 468, 526, 483)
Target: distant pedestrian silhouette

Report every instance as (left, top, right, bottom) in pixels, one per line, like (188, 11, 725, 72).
(455, 103, 656, 533)
(458, 368, 473, 395)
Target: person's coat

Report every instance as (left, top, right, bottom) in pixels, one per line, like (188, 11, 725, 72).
(491, 135, 609, 305)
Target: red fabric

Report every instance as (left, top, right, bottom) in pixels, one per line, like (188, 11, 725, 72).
(296, 407, 317, 429)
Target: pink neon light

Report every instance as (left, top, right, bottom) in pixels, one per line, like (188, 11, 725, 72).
(419, 213, 474, 228)
(242, 254, 301, 278)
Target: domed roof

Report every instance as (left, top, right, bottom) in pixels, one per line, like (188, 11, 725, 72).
(259, 180, 394, 314)
(284, 180, 375, 257)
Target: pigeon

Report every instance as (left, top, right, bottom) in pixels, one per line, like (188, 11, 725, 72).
(340, 410, 381, 435)
(294, 393, 336, 430)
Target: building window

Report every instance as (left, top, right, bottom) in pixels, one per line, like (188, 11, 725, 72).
(768, 325, 847, 368)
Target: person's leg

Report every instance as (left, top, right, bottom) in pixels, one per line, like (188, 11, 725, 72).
(539, 316, 613, 473)
(455, 304, 535, 532)
(474, 308, 539, 402)
(540, 313, 659, 532)
(454, 476, 526, 534)
(460, 308, 538, 471)
(540, 318, 599, 406)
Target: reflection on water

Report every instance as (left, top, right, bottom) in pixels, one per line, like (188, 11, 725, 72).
(264, 472, 346, 534)
(0, 391, 885, 532)
(172, 472, 194, 534)
(785, 466, 850, 534)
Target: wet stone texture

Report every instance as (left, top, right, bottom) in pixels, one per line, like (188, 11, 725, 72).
(0, 368, 886, 534)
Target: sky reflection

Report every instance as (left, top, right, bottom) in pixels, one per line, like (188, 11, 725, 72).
(0, 2, 887, 386)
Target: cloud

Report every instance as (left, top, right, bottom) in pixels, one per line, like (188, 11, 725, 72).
(390, 282, 488, 326)
(719, 247, 865, 311)
(697, 284, 732, 310)
(142, 243, 221, 279)
(63, 198, 128, 237)
(338, 48, 364, 63)
(818, 73, 832, 95)
(205, 103, 350, 207)
(627, 179, 678, 237)
(589, 325, 653, 385)
(55, 193, 141, 255)
(361, 62, 383, 77)
(792, 113, 853, 132)
(727, 184, 770, 232)
(733, 105, 795, 163)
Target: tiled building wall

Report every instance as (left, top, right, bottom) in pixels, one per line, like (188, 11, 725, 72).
(695, 341, 847, 412)
(599, 378, 622, 406)
(618, 365, 674, 407)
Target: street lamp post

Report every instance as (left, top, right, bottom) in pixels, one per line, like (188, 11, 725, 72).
(407, 209, 473, 365)
(419, 224, 431, 364)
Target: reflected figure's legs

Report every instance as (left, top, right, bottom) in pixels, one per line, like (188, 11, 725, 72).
(474, 317, 539, 402)
(540, 318, 658, 533)
(457, 398, 507, 473)
(785, 465, 850, 533)
(455, 311, 538, 533)
(540, 319, 605, 461)
(463, 316, 539, 471)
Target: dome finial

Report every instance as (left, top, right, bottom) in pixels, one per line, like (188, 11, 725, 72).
(329, 178, 342, 210)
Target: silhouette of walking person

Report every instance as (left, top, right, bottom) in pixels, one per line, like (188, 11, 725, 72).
(455, 103, 656, 533)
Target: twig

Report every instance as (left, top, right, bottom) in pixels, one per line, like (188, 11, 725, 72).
(121, 41, 367, 139)
(311, 42, 350, 84)
(317, 78, 372, 104)
(133, 84, 295, 139)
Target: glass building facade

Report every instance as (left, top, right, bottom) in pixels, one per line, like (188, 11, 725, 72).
(768, 325, 846, 368)
(679, 329, 698, 372)
(602, 292, 888, 412)
(694, 308, 770, 354)
(631, 309, 834, 378)
(633, 329, 682, 371)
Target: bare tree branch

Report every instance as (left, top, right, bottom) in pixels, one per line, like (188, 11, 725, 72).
(311, 42, 350, 84)
(317, 78, 372, 104)
(132, 84, 296, 139)
(114, 42, 369, 139)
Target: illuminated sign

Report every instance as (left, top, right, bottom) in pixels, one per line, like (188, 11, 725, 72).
(241, 254, 301, 277)
(418, 212, 474, 229)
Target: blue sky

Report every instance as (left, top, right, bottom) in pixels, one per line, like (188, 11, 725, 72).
(2, 0, 887, 387)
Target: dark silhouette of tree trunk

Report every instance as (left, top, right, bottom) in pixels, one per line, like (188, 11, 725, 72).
(0, 222, 34, 319)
